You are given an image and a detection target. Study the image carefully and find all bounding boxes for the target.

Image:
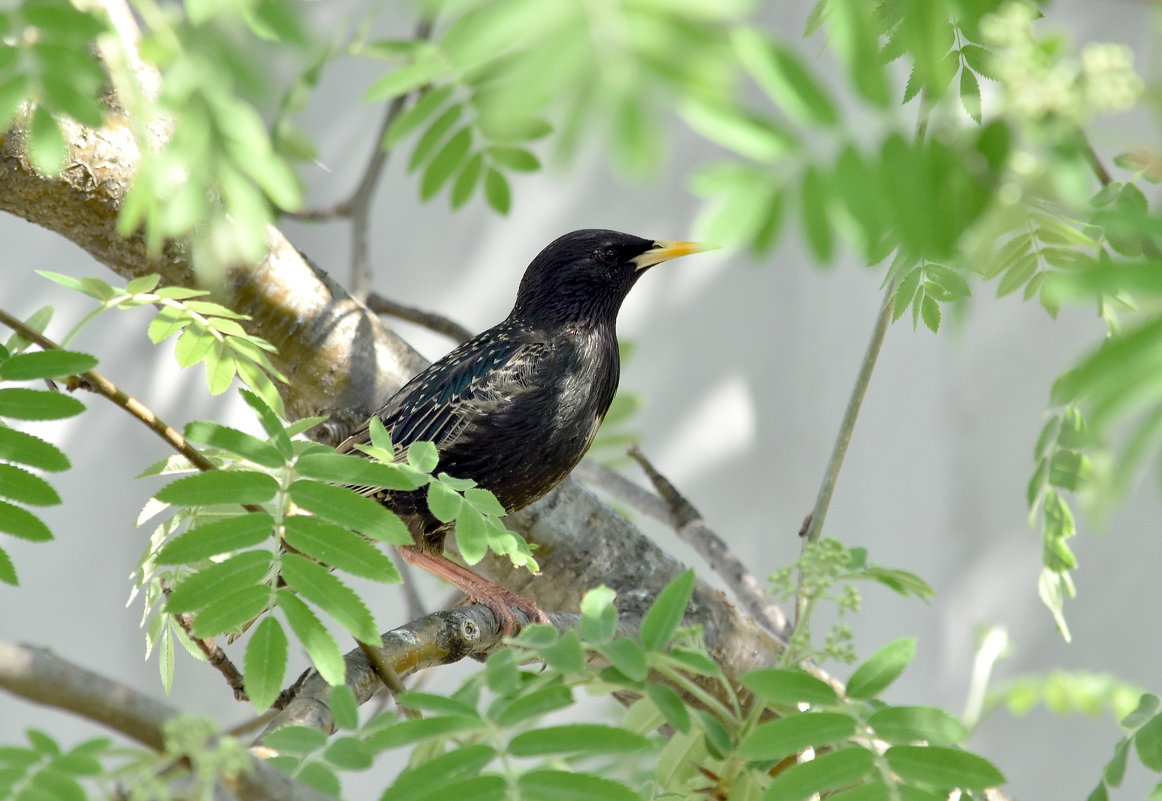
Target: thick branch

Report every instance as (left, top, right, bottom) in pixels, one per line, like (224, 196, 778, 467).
(0, 640, 332, 801)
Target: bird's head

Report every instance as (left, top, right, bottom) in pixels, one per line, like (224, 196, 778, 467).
(512, 229, 707, 327)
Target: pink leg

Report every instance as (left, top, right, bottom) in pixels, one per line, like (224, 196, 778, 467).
(397, 547, 549, 635)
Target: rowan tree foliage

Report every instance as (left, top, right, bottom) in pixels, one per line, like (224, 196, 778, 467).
(1, 1, 1162, 800)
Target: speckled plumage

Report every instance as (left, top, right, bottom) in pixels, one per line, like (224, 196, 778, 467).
(339, 229, 705, 627)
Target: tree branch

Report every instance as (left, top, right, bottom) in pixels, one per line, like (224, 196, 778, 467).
(0, 640, 333, 801)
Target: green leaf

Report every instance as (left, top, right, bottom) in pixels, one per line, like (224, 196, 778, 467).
(324, 736, 372, 770)
(396, 691, 478, 718)
(175, 324, 217, 368)
(380, 744, 497, 801)
(28, 105, 66, 176)
(277, 590, 345, 685)
(733, 29, 838, 126)
(509, 724, 650, 757)
(409, 103, 463, 172)
(646, 683, 691, 733)
(493, 684, 573, 727)
(0, 546, 16, 584)
(365, 49, 444, 101)
(579, 585, 618, 644)
(420, 127, 472, 201)
(155, 469, 278, 506)
(280, 552, 379, 642)
(539, 629, 585, 673)
(1136, 713, 1162, 771)
(282, 515, 401, 582)
(189, 584, 272, 638)
(764, 746, 875, 801)
(454, 508, 487, 565)
(183, 421, 284, 468)
(244, 616, 288, 710)
(800, 165, 833, 263)
(165, 550, 273, 613)
(681, 98, 796, 162)
(0, 388, 84, 420)
(847, 638, 916, 699)
(288, 480, 413, 545)
(0, 428, 70, 471)
(450, 152, 484, 208)
(885, 745, 1006, 790)
(426, 480, 462, 523)
(295, 452, 423, 490)
(486, 146, 539, 172)
(959, 65, 982, 124)
(384, 85, 455, 148)
(155, 513, 274, 565)
(640, 568, 695, 652)
(263, 725, 328, 754)
(0, 464, 60, 506)
(0, 500, 52, 541)
(148, 306, 193, 344)
(1104, 737, 1131, 787)
(483, 168, 511, 215)
(741, 668, 838, 707)
(406, 441, 439, 473)
(597, 637, 648, 683)
(0, 351, 96, 380)
(366, 716, 488, 752)
(868, 706, 966, 746)
(739, 712, 857, 760)
(518, 770, 639, 801)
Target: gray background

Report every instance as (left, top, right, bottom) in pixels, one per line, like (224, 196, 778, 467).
(1, 2, 1158, 799)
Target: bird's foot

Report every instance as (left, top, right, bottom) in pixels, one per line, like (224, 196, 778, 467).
(397, 546, 549, 636)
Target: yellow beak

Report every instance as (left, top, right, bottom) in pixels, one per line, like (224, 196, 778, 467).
(631, 240, 715, 270)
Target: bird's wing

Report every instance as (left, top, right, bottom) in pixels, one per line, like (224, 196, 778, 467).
(341, 328, 552, 456)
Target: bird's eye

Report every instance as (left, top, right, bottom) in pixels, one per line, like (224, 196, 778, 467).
(599, 247, 619, 264)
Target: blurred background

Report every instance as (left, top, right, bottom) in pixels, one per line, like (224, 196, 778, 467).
(1, 1, 1159, 798)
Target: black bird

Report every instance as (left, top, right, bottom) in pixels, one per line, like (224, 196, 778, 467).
(340, 229, 708, 631)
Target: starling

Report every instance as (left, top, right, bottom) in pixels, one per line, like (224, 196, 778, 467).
(340, 229, 708, 631)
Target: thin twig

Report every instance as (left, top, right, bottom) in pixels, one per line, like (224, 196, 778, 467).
(174, 611, 248, 700)
(796, 284, 894, 627)
(0, 307, 215, 473)
(572, 460, 671, 524)
(626, 446, 790, 638)
(366, 291, 474, 343)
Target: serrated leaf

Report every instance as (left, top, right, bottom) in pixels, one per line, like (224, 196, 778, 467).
(327, 685, 360, 731)
(408, 103, 463, 172)
(189, 583, 272, 638)
(640, 568, 694, 652)
(647, 682, 691, 732)
(494, 684, 574, 727)
(0, 428, 70, 472)
(148, 306, 193, 343)
(364, 49, 444, 101)
(323, 736, 371, 770)
(847, 638, 916, 699)
(239, 388, 292, 458)
(885, 745, 1005, 790)
(0, 388, 84, 420)
(764, 746, 875, 801)
(0, 351, 96, 380)
(518, 770, 638, 801)
(509, 724, 650, 756)
(868, 706, 966, 746)
(295, 452, 422, 490)
(282, 515, 400, 582)
(263, 725, 328, 756)
(155, 513, 274, 565)
(995, 252, 1037, 297)
(960, 68, 982, 124)
(1136, 713, 1162, 770)
(406, 441, 438, 473)
(597, 637, 648, 683)
(0, 500, 52, 541)
(175, 324, 217, 368)
(165, 550, 273, 613)
(450, 151, 484, 209)
(396, 691, 478, 718)
(801, 165, 833, 262)
(183, 421, 284, 468)
(280, 552, 379, 642)
(288, 479, 412, 545)
(243, 616, 288, 710)
(0, 464, 60, 506)
(380, 744, 496, 801)
(920, 295, 941, 333)
(487, 146, 539, 172)
(420, 127, 472, 201)
(384, 85, 455, 149)
(277, 590, 344, 684)
(366, 716, 488, 751)
(740, 712, 857, 760)
(681, 98, 796, 162)
(0, 546, 16, 584)
(454, 508, 487, 565)
(155, 469, 278, 506)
